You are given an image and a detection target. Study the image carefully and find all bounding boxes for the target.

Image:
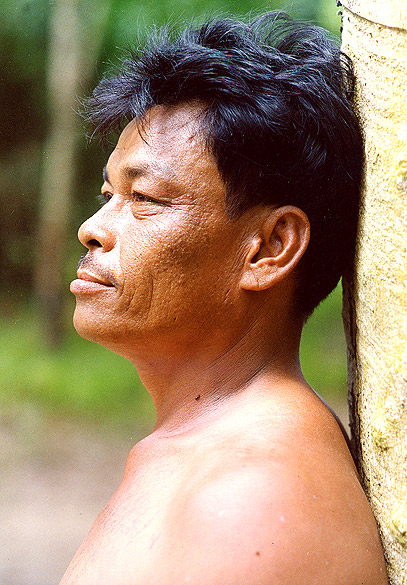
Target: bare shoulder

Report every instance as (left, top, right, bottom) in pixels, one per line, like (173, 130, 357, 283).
(163, 393, 389, 585)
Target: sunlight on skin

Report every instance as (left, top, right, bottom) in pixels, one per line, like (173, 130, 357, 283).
(64, 105, 388, 585)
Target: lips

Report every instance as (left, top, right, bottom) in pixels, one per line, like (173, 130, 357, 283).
(70, 268, 115, 295)
(76, 269, 113, 287)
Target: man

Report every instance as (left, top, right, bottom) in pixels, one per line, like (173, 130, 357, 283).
(65, 12, 388, 584)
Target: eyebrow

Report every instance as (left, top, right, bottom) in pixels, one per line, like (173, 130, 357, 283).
(102, 162, 175, 184)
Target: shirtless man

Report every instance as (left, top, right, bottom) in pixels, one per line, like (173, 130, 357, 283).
(65, 12, 388, 584)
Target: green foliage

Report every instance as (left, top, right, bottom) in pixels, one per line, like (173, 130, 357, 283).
(1, 283, 346, 431)
(0, 302, 155, 430)
(300, 283, 347, 397)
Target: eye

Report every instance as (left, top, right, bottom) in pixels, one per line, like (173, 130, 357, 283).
(131, 192, 169, 207)
(132, 191, 151, 203)
(97, 192, 113, 206)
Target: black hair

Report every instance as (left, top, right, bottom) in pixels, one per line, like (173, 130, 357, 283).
(83, 12, 364, 318)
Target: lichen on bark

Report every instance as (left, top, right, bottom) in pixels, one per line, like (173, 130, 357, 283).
(341, 1, 407, 582)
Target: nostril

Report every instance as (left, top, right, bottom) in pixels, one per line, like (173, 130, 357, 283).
(88, 238, 102, 248)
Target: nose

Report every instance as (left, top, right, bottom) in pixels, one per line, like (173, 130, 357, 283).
(78, 206, 115, 252)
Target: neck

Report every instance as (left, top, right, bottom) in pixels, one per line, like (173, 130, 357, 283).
(128, 312, 305, 436)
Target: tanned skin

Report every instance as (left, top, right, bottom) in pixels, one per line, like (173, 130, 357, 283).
(65, 103, 388, 585)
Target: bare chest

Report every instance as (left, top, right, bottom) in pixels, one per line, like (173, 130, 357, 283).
(59, 450, 184, 585)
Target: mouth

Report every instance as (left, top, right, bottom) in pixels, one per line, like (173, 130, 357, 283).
(70, 269, 115, 295)
(76, 269, 114, 287)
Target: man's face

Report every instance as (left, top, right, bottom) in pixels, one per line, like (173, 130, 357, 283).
(71, 104, 251, 361)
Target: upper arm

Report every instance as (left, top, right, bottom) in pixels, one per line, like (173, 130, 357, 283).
(161, 463, 388, 585)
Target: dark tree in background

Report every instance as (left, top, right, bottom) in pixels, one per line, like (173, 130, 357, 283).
(34, 0, 82, 345)
(34, 0, 110, 345)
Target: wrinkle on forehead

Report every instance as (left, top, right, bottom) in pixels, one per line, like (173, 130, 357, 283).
(140, 102, 206, 140)
(108, 103, 224, 197)
(120, 103, 206, 149)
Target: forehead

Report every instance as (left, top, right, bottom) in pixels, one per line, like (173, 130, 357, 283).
(106, 104, 223, 193)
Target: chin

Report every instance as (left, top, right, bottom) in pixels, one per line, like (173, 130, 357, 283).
(72, 306, 137, 361)
(73, 304, 113, 343)
(73, 309, 102, 343)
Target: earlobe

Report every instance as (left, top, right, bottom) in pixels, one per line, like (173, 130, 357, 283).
(240, 206, 310, 292)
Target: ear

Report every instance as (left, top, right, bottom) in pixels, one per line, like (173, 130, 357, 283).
(240, 206, 310, 291)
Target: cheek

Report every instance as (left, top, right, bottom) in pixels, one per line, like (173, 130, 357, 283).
(116, 231, 155, 317)
(116, 220, 213, 317)
(113, 211, 244, 331)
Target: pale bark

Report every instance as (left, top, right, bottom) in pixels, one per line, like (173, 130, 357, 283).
(341, 1, 407, 582)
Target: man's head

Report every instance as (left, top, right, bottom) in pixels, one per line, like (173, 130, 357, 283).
(73, 104, 266, 359)
(83, 12, 363, 319)
(74, 98, 310, 361)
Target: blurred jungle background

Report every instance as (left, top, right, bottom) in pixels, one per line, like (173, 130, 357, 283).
(1, 0, 347, 583)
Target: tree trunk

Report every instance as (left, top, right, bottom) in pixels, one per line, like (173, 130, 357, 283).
(35, 0, 81, 346)
(35, 0, 110, 346)
(341, 1, 407, 582)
